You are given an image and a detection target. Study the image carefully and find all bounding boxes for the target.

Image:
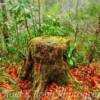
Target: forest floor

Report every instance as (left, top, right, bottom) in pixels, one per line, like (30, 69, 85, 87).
(0, 60, 100, 100)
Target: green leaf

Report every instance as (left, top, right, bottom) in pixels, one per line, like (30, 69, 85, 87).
(72, 57, 76, 62)
(9, 78, 16, 84)
(8, 92, 19, 100)
(68, 59, 74, 67)
(94, 91, 100, 96)
(9, 47, 16, 54)
(70, 42, 76, 53)
(26, 14, 32, 21)
(65, 42, 77, 58)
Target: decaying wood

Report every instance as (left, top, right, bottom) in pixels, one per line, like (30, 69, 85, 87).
(22, 36, 74, 100)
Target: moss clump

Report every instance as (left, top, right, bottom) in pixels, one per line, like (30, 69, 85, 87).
(30, 36, 72, 47)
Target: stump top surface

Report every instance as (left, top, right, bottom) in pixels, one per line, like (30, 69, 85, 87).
(30, 36, 71, 47)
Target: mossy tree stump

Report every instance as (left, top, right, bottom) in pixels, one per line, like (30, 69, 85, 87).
(22, 36, 73, 100)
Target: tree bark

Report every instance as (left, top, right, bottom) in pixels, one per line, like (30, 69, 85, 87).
(22, 36, 73, 100)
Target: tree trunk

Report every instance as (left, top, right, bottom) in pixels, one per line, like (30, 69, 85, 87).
(22, 36, 74, 100)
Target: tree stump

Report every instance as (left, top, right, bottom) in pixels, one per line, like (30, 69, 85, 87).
(22, 36, 73, 100)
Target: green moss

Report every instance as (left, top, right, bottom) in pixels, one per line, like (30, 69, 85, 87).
(30, 36, 73, 47)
